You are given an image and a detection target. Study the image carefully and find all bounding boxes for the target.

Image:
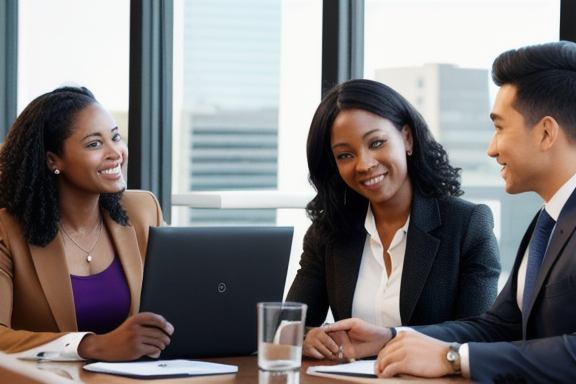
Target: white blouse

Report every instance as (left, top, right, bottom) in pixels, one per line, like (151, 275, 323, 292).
(352, 205, 410, 327)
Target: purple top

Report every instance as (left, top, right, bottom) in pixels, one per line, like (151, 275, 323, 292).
(71, 256, 131, 334)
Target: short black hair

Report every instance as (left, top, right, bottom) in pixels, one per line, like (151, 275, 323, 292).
(492, 41, 576, 141)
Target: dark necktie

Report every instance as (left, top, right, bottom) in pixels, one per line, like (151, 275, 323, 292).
(523, 208, 556, 314)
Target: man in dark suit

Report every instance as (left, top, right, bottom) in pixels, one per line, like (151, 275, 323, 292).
(325, 41, 576, 383)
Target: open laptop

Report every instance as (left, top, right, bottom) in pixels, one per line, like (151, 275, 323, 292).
(139, 226, 294, 359)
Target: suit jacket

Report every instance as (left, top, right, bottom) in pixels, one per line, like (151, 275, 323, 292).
(286, 193, 501, 327)
(415, 188, 576, 383)
(0, 190, 163, 353)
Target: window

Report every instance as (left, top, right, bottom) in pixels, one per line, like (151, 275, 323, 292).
(364, 0, 560, 282)
(171, 0, 322, 295)
(18, 0, 130, 137)
(171, 0, 320, 224)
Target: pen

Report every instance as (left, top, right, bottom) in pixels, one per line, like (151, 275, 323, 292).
(36, 351, 60, 359)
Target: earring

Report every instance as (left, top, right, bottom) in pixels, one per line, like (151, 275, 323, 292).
(53, 169, 60, 175)
(407, 150, 412, 156)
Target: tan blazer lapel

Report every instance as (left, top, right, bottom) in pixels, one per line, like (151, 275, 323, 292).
(30, 235, 77, 331)
(105, 214, 143, 316)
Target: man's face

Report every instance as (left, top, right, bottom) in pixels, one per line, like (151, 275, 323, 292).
(487, 84, 543, 195)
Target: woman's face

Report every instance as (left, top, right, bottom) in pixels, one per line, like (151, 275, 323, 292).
(330, 108, 413, 207)
(47, 103, 128, 196)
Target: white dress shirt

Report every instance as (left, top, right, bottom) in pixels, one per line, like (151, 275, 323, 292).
(13, 332, 89, 361)
(352, 204, 410, 327)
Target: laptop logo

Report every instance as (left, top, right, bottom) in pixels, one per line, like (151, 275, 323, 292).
(218, 282, 227, 293)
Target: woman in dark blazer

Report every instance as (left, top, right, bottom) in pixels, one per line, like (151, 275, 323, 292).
(286, 79, 501, 360)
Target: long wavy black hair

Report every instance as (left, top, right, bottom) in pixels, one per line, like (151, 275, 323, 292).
(306, 79, 462, 240)
(0, 86, 128, 247)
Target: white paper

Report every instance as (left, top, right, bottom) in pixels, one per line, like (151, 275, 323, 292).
(307, 359, 377, 378)
(83, 359, 238, 378)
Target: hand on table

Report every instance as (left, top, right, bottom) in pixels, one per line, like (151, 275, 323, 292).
(78, 312, 174, 361)
(374, 330, 454, 378)
(323, 318, 393, 360)
(302, 326, 344, 360)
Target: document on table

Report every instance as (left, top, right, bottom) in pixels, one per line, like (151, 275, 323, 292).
(307, 359, 377, 378)
(83, 359, 238, 378)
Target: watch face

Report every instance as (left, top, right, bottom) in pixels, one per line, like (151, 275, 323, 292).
(447, 351, 457, 362)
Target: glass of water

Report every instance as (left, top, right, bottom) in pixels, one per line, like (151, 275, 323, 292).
(257, 302, 307, 372)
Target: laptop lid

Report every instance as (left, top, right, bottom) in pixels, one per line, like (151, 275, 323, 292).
(139, 226, 294, 359)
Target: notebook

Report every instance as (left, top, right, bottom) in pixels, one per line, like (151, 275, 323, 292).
(139, 226, 294, 359)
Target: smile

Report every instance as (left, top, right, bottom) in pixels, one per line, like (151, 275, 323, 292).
(99, 164, 122, 175)
(362, 175, 384, 186)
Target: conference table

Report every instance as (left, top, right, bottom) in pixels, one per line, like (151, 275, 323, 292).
(0, 352, 473, 384)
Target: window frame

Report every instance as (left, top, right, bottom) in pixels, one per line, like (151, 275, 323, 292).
(2, 0, 575, 216)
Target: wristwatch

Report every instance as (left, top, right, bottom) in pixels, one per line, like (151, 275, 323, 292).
(445, 342, 462, 375)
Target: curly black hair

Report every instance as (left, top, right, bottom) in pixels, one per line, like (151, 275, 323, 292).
(0, 86, 128, 247)
(306, 79, 462, 240)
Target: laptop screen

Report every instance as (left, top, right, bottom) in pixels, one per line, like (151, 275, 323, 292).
(139, 226, 294, 359)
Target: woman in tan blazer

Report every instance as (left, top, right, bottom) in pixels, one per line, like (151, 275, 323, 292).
(0, 86, 173, 361)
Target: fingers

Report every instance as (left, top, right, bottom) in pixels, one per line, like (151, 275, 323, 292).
(374, 337, 403, 377)
(80, 313, 175, 361)
(302, 327, 342, 360)
(323, 318, 358, 333)
(373, 331, 453, 379)
(329, 330, 355, 361)
(133, 312, 175, 336)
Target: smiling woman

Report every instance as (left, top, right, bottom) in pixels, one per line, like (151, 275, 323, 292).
(0, 86, 174, 362)
(46, 103, 128, 201)
(286, 78, 502, 361)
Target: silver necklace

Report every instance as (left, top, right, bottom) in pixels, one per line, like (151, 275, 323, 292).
(59, 218, 102, 263)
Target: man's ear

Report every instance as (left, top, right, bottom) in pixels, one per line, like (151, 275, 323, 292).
(539, 116, 560, 152)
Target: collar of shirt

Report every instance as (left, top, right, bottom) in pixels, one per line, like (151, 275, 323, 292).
(545, 171, 576, 221)
(364, 203, 410, 251)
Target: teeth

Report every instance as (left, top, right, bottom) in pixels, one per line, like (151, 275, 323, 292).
(364, 175, 384, 186)
(100, 165, 121, 175)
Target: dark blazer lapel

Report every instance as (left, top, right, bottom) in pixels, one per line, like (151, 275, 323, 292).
(525, 190, 576, 323)
(336, 230, 367, 319)
(104, 213, 143, 316)
(30, 235, 77, 331)
(400, 193, 441, 324)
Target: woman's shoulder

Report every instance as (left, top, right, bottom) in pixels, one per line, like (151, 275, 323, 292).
(121, 189, 159, 204)
(120, 190, 163, 226)
(435, 195, 493, 223)
(434, 194, 484, 210)
(0, 208, 21, 229)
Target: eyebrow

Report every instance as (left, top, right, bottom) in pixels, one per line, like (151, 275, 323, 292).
(331, 128, 381, 150)
(81, 126, 119, 142)
(489, 112, 501, 122)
